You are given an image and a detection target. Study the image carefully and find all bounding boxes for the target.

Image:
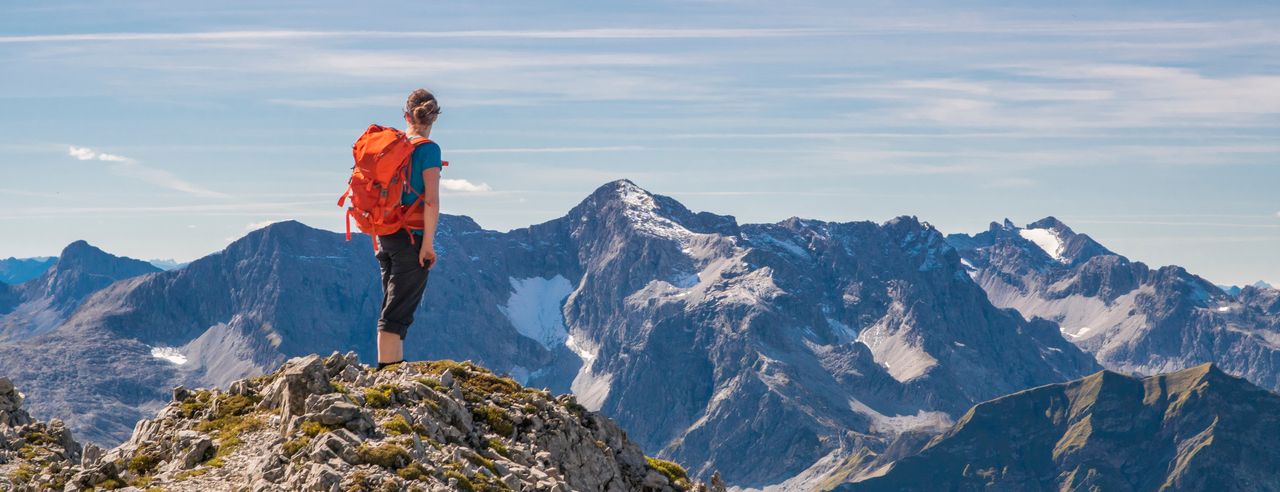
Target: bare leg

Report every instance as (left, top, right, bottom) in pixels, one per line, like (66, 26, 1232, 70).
(377, 331, 404, 364)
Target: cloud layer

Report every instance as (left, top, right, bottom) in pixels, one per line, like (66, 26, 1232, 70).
(68, 146, 228, 198)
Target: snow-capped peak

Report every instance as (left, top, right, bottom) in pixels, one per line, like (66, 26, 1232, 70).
(1019, 228, 1067, 263)
(606, 180, 696, 242)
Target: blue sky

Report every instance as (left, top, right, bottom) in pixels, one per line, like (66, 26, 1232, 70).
(1, 1, 1277, 286)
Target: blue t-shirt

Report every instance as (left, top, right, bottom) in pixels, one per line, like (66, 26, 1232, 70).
(403, 137, 442, 234)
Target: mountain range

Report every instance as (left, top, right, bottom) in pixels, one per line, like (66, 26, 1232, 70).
(847, 363, 1280, 491)
(0, 180, 1276, 490)
(947, 218, 1280, 391)
(0, 256, 55, 285)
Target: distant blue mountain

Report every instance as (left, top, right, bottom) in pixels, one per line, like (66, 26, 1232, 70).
(147, 259, 188, 271)
(1217, 280, 1275, 296)
(0, 256, 56, 285)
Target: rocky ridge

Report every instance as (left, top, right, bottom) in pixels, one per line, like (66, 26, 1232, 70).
(948, 218, 1280, 390)
(840, 363, 1280, 491)
(0, 353, 719, 491)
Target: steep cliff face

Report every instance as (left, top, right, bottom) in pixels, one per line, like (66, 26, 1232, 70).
(1, 181, 1097, 488)
(0, 353, 721, 492)
(948, 218, 1280, 391)
(845, 364, 1280, 491)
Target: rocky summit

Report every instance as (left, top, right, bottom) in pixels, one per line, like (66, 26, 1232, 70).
(842, 363, 1280, 491)
(0, 353, 720, 492)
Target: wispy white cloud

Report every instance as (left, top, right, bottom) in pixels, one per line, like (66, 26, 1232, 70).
(68, 145, 129, 162)
(67, 146, 229, 198)
(440, 179, 492, 193)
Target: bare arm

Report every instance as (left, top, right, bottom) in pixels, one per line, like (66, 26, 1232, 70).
(417, 167, 441, 267)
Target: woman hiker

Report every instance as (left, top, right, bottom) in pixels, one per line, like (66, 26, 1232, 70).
(374, 89, 443, 370)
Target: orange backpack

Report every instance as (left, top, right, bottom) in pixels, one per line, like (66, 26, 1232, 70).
(338, 124, 446, 248)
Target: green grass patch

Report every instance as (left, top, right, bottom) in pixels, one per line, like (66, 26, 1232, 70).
(411, 360, 477, 378)
(464, 452, 497, 473)
(7, 462, 36, 484)
(357, 443, 411, 469)
(383, 414, 413, 436)
(473, 405, 515, 436)
(414, 377, 447, 393)
(197, 414, 264, 467)
(364, 384, 398, 408)
(300, 420, 337, 438)
(179, 390, 214, 418)
(444, 469, 476, 492)
(397, 461, 431, 481)
(647, 457, 690, 488)
(460, 373, 521, 397)
(283, 435, 312, 457)
(127, 449, 162, 475)
(127, 473, 154, 488)
(485, 438, 509, 458)
(210, 393, 260, 420)
(174, 467, 211, 481)
(21, 428, 57, 446)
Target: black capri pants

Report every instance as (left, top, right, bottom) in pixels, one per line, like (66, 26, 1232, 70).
(376, 230, 430, 339)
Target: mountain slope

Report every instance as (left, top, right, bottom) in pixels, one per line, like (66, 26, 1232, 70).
(0, 257, 55, 285)
(0, 353, 721, 492)
(948, 218, 1280, 390)
(0, 241, 159, 341)
(1, 180, 1098, 488)
(845, 364, 1280, 491)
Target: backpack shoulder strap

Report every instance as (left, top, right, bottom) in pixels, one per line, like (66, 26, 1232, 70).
(408, 137, 447, 166)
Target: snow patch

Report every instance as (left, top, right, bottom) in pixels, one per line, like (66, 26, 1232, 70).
(960, 258, 978, 279)
(499, 275, 573, 350)
(565, 333, 613, 411)
(150, 346, 187, 365)
(1019, 228, 1067, 263)
(670, 272, 700, 288)
(856, 317, 939, 383)
(616, 182, 695, 243)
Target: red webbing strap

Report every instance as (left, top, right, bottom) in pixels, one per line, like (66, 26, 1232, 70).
(402, 193, 425, 245)
(338, 187, 351, 207)
(345, 209, 353, 241)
